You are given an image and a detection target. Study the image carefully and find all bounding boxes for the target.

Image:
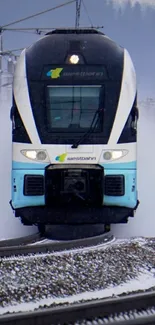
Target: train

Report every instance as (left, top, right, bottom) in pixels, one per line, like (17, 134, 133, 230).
(10, 28, 139, 231)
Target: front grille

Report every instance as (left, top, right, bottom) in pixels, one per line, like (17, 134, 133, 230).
(24, 175, 44, 196)
(45, 164, 104, 207)
(105, 175, 125, 196)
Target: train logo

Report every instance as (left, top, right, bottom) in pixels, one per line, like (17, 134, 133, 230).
(55, 153, 67, 162)
(46, 68, 63, 79)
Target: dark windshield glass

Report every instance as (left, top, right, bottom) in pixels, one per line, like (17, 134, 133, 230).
(46, 86, 102, 132)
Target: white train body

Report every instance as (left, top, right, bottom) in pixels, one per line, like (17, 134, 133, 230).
(10, 29, 139, 226)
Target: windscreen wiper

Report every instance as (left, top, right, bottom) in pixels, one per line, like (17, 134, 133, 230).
(71, 108, 103, 149)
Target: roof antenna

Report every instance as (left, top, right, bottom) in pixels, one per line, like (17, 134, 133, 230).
(75, 0, 82, 28)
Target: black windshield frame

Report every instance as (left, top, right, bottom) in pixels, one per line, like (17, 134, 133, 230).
(45, 85, 104, 133)
(28, 79, 122, 145)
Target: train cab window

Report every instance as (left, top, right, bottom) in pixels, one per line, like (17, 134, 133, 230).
(124, 106, 139, 131)
(46, 86, 103, 132)
(10, 103, 31, 143)
(118, 103, 139, 143)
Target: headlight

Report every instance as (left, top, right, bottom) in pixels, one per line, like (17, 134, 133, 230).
(102, 150, 128, 161)
(69, 54, 79, 64)
(36, 151, 47, 161)
(21, 150, 49, 162)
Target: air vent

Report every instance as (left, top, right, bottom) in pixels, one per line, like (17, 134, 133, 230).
(105, 175, 125, 196)
(24, 175, 44, 196)
(46, 28, 104, 35)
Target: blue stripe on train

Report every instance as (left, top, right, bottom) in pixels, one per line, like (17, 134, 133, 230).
(12, 162, 137, 209)
(12, 169, 45, 208)
(102, 161, 136, 169)
(12, 161, 48, 170)
(104, 169, 137, 208)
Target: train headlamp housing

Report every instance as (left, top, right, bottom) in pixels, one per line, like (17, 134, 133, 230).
(65, 53, 84, 64)
(101, 150, 128, 162)
(69, 54, 79, 64)
(21, 150, 50, 162)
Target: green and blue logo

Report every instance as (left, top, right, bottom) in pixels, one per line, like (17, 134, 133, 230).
(55, 153, 67, 162)
(46, 68, 63, 79)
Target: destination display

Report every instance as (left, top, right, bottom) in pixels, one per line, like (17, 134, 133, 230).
(42, 65, 108, 81)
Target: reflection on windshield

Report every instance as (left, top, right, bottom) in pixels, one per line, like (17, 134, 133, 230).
(46, 86, 101, 130)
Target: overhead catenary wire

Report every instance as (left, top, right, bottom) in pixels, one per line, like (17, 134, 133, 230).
(0, 0, 76, 69)
(3, 27, 58, 31)
(1, 24, 104, 57)
(0, 48, 24, 55)
(1, 0, 76, 29)
(0, 24, 104, 56)
(0, 1, 103, 72)
(81, 0, 94, 27)
(2, 26, 103, 31)
(5, 48, 24, 52)
(3, 29, 38, 36)
(2, 25, 104, 39)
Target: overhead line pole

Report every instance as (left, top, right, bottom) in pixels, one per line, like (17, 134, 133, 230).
(0, 29, 3, 73)
(75, 0, 82, 28)
(0, 29, 3, 88)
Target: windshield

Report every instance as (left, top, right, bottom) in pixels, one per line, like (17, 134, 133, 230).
(46, 86, 103, 132)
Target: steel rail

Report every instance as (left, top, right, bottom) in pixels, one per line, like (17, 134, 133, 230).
(0, 290, 154, 324)
(0, 232, 41, 247)
(0, 232, 114, 257)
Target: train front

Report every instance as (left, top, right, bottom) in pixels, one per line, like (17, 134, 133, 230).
(11, 28, 139, 227)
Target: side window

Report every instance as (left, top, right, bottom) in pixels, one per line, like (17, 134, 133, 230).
(124, 105, 139, 132)
(10, 99, 31, 143)
(131, 106, 139, 131)
(118, 95, 139, 144)
(10, 106, 16, 129)
(10, 105, 21, 130)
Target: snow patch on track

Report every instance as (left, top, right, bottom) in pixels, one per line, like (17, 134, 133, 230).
(0, 270, 154, 315)
(0, 237, 154, 315)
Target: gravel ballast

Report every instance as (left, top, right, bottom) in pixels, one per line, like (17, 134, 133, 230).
(0, 237, 155, 311)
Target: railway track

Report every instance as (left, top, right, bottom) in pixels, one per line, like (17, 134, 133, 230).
(0, 231, 154, 325)
(0, 228, 114, 257)
(0, 291, 154, 324)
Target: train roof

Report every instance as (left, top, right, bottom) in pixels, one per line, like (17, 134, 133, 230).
(25, 28, 124, 81)
(45, 28, 105, 35)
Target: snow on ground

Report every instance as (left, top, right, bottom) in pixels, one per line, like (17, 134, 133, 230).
(0, 73, 37, 239)
(0, 270, 154, 316)
(0, 237, 154, 315)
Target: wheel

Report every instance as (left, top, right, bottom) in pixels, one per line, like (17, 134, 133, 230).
(38, 224, 45, 235)
(105, 224, 111, 233)
(45, 224, 106, 240)
(21, 217, 33, 226)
